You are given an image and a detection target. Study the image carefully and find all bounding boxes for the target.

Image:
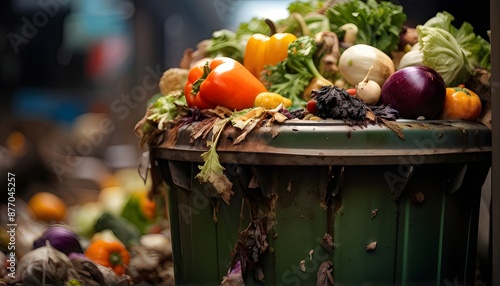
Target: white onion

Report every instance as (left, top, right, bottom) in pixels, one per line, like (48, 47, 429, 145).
(339, 44, 395, 87)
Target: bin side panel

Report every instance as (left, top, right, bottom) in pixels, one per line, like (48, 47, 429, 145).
(158, 161, 184, 283)
(215, 165, 254, 282)
(261, 166, 332, 286)
(395, 165, 443, 286)
(333, 165, 399, 286)
(162, 160, 220, 285)
(439, 162, 489, 285)
(395, 163, 484, 286)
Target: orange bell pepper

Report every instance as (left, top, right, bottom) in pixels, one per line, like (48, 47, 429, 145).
(184, 57, 267, 111)
(243, 33, 298, 79)
(84, 240, 131, 275)
(441, 87, 482, 121)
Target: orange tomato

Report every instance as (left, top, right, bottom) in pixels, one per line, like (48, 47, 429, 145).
(28, 192, 67, 222)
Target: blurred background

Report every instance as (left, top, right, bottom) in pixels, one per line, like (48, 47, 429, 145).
(0, 0, 491, 282)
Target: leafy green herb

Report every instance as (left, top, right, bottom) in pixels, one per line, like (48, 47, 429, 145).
(326, 0, 406, 55)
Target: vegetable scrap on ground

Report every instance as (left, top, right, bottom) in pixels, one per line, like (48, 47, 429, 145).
(0, 173, 174, 286)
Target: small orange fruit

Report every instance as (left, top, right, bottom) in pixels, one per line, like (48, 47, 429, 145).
(27, 192, 67, 222)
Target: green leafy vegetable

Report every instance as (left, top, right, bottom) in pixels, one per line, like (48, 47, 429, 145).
(287, 0, 324, 15)
(207, 15, 279, 63)
(326, 0, 406, 55)
(399, 11, 491, 86)
(265, 36, 333, 109)
(205, 29, 249, 63)
(236, 17, 270, 37)
(147, 91, 187, 130)
(265, 61, 311, 109)
(134, 90, 188, 148)
(417, 25, 471, 86)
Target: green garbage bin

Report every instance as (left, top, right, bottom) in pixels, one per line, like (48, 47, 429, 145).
(152, 119, 491, 286)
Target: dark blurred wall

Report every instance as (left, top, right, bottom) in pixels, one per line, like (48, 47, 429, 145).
(396, 0, 490, 39)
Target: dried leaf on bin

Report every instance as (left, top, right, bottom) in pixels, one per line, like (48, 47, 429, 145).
(134, 119, 164, 148)
(366, 241, 377, 251)
(317, 261, 334, 286)
(191, 117, 218, 142)
(203, 105, 233, 118)
(266, 193, 278, 232)
(233, 114, 266, 145)
(164, 122, 183, 146)
(195, 117, 234, 204)
(300, 260, 306, 272)
(321, 233, 335, 254)
(230, 219, 269, 282)
(192, 106, 292, 205)
(231, 107, 267, 129)
(365, 109, 376, 122)
(267, 105, 289, 125)
(196, 142, 234, 204)
(380, 118, 405, 140)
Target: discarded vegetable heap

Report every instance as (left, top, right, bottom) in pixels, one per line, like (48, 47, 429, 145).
(136, 0, 491, 198)
(133, 0, 491, 284)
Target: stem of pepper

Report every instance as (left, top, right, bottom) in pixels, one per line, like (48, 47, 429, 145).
(265, 18, 277, 35)
(191, 61, 211, 95)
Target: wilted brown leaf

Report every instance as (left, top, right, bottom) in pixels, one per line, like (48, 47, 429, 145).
(190, 117, 217, 142)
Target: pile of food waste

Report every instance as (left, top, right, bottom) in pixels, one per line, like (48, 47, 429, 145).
(136, 0, 490, 201)
(133, 0, 491, 285)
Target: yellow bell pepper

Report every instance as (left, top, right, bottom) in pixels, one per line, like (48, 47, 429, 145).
(243, 33, 298, 79)
(441, 87, 482, 121)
